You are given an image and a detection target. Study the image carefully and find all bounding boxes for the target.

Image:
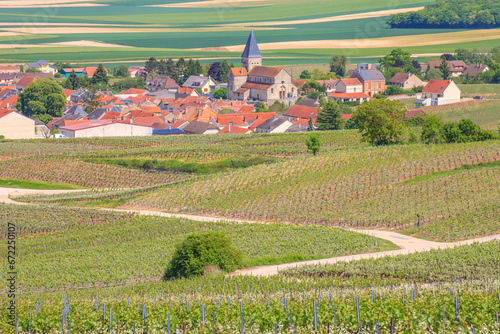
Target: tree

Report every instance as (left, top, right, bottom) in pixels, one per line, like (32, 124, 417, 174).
(316, 100, 348, 130)
(344, 117, 359, 130)
(379, 49, 419, 75)
(351, 99, 407, 145)
(208, 62, 221, 81)
(25, 67, 41, 73)
(163, 232, 242, 279)
(307, 116, 315, 131)
(300, 70, 311, 79)
(421, 115, 444, 143)
(113, 64, 129, 78)
(439, 58, 450, 80)
(81, 86, 101, 114)
(426, 68, 443, 80)
(113, 77, 146, 91)
(64, 70, 80, 90)
(91, 64, 108, 85)
(218, 60, 231, 83)
(54, 62, 71, 72)
(329, 55, 348, 76)
(269, 101, 289, 114)
(145, 57, 158, 74)
(305, 133, 321, 156)
(213, 87, 227, 99)
(16, 79, 66, 122)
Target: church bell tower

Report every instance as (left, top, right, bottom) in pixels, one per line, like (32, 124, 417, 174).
(241, 31, 262, 72)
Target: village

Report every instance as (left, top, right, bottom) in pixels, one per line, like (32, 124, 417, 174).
(0, 32, 481, 140)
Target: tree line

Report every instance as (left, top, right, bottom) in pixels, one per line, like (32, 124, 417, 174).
(387, 0, 500, 29)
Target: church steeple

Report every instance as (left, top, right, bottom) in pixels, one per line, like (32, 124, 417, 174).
(241, 31, 262, 72)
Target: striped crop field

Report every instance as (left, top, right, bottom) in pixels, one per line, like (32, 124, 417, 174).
(2, 0, 500, 64)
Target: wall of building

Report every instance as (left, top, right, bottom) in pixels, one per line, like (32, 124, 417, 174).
(61, 123, 152, 138)
(0, 112, 36, 139)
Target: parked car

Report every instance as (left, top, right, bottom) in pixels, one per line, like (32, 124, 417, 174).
(473, 95, 483, 100)
(53, 133, 67, 139)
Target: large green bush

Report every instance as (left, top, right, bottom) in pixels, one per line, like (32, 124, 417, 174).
(163, 232, 242, 279)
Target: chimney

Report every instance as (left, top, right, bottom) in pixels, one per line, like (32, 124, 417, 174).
(229, 121, 232, 132)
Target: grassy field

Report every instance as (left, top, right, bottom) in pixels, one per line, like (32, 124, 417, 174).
(422, 99, 500, 130)
(2, 0, 500, 64)
(0, 203, 395, 291)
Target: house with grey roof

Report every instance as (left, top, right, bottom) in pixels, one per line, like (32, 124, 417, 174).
(462, 64, 489, 80)
(254, 117, 292, 133)
(146, 76, 180, 93)
(64, 105, 88, 117)
(351, 65, 386, 97)
(182, 76, 217, 94)
(182, 120, 219, 135)
(24, 60, 57, 75)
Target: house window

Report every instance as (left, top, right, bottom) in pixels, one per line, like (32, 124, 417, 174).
(378, 83, 381, 89)
(368, 83, 372, 89)
(354, 88, 356, 92)
(271, 88, 274, 94)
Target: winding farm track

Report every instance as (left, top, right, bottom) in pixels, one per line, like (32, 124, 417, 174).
(2, 187, 500, 277)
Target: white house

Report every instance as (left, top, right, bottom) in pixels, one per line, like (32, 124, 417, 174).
(59, 120, 152, 138)
(416, 79, 461, 106)
(0, 109, 36, 139)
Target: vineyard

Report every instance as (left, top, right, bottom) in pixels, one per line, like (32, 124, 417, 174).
(127, 140, 500, 241)
(282, 240, 500, 281)
(0, 204, 393, 292)
(2, 274, 500, 333)
(1, 132, 500, 333)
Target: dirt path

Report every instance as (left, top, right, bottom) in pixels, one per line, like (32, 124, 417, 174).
(3, 187, 500, 277)
(0, 187, 86, 205)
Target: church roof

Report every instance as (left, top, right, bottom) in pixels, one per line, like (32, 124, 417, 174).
(241, 31, 262, 59)
(248, 66, 283, 78)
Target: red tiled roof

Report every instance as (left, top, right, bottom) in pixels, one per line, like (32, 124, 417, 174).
(218, 125, 252, 134)
(230, 68, 248, 77)
(284, 105, 318, 119)
(248, 66, 283, 78)
(63, 89, 76, 98)
(249, 114, 277, 130)
(237, 105, 255, 113)
(100, 111, 121, 120)
(0, 108, 14, 118)
(341, 114, 352, 120)
(171, 120, 188, 129)
(389, 72, 411, 84)
(84, 67, 108, 77)
(241, 82, 272, 90)
(119, 88, 147, 95)
(0, 95, 17, 109)
(291, 118, 309, 126)
(330, 92, 369, 98)
(0, 65, 20, 71)
(133, 115, 163, 126)
(422, 79, 452, 93)
(178, 87, 195, 94)
(340, 78, 362, 86)
(60, 120, 113, 131)
(15, 76, 37, 88)
(236, 88, 250, 94)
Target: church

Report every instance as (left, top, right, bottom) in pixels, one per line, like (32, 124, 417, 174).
(227, 31, 298, 106)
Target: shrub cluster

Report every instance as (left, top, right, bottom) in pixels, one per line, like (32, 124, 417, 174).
(163, 232, 242, 279)
(421, 117, 498, 144)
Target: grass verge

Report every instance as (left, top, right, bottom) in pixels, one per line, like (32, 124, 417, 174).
(0, 178, 85, 190)
(84, 155, 277, 174)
